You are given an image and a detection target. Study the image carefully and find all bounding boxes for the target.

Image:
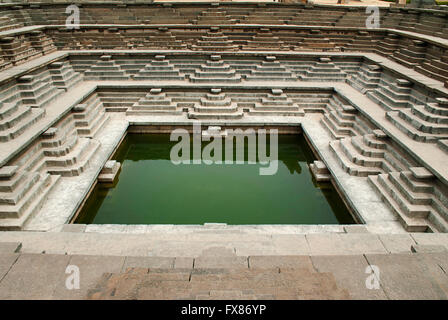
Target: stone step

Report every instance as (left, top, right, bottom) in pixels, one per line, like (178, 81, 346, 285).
(329, 140, 382, 177)
(398, 108, 448, 135)
(0, 175, 60, 230)
(367, 175, 433, 232)
(386, 111, 447, 143)
(188, 111, 243, 120)
(0, 107, 45, 142)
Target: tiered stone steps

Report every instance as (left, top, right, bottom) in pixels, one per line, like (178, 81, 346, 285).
(288, 92, 333, 113)
(392, 40, 427, 69)
(0, 165, 60, 231)
(39, 125, 100, 177)
(242, 28, 289, 51)
(367, 77, 415, 111)
(71, 97, 110, 138)
(10, 112, 101, 178)
(330, 130, 416, 177)
(242, 8, 296, 25)
(27, 30, 56, 56)
(0, 101, 44, 142)
(386, 98, 448, 143)
(374, 32, 400, 56)
(347, 64, 381, 94)
(133, 55, 184, 81)
(289, 10, 343, 26)
(17, 69, 64, 109)
(143, 29, 188, 50)
(0, 13, 22, 32)
(84, 55, 127, 81)
(245, 56, 294, 81)
(48, 61, 82, 91)
(187, 88, 243, 120)
(126, 88, 181, 116)
(294, 30, 335, 51)
(368, 167, 448, 232)
(193, 7, 235, 25)
(189, 55, 241, 83)
(96, 91, 143, 112)
(345, 31, 381, 52)
(191, 28, 238, 51)
(320, 96, 375, 140)
(416, 54, 448, 84)
(88, 265, 349, 300)
(0, 55, 12, 72)
(0, 36, 39, 66)
(299, 57, 347, 82)
(248, 89, 303, 117)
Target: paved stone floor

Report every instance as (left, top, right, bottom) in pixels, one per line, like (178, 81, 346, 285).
(0, 232, 447, 299)
(0, 239, 447, 299)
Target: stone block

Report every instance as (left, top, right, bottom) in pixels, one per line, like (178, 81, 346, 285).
(373, 129, 387, 139)
(73, 104, 87, 112)
(311, 255, 387, 299)
(194, 256, 248, 269)
(436, 97, 448, 107)
(411, 244, 447, 253)
(343, 225, 369, 233)
(150, 88, 162, 94)
(60, 224, 86, 233)
(0, 253, 71, 299)
(98, 161, 121, 183)
(378, 234, 416, 253)
(409, 167, 434, 180)
(249, 255, 313, 270)
(43, 127, 58, 137)
(396, 79, 412, 87)
(0, 166, 18, 179)
(123, 256, 173, 269)
(365, 253, 448, 299)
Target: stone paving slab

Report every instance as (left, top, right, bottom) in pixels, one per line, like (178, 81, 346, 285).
(305, 233, 388, 255)
(0, 254, 19, 281)
(194, 256, 249, 269)
(122, 256, 174, 270)
(249, 255, 313, 270)
(0, 242, 21, 254)
(364, 253, 448, 300)
(54, 254, 125, 299)
(411, 233, 448, 250)
(378, 234, 417, 254)
(311, 255, 388, 300)
(0, 253, 70, 299)
(0, 231, 425, 257)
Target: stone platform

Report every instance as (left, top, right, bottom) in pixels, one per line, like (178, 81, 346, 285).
(0, 233, 447, 300)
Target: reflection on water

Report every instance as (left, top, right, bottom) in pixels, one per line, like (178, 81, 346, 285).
(75, 134, 354, 225)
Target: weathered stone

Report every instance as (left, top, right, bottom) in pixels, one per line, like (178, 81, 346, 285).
(0, 166, 18, 179)
(409, 167, 434, 180)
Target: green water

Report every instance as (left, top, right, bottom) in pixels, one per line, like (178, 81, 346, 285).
(75, 134, 354, 225)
